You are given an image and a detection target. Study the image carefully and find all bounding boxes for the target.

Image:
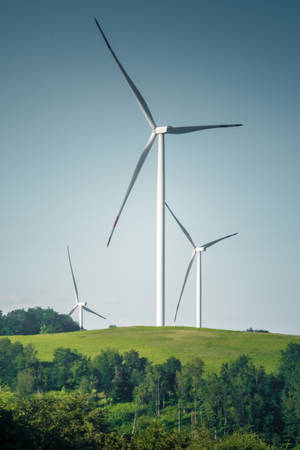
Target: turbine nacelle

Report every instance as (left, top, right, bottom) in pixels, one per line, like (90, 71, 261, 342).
(195, 247, 205, 252)
(155, 126, 170, 134)
(78, 301, 87, 307)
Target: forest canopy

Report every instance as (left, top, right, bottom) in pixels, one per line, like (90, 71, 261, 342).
(0, 338, 299, 448)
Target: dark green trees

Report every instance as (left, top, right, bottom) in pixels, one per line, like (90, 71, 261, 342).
(279, 343, 300, 445)
(0, 339, 39, 391)
(93, 349, 147, 403)
(0, 308, 80, 335)
(0, 337, 299, 447)
(219, 355, 283, 443)
(51, 348, 92, 391)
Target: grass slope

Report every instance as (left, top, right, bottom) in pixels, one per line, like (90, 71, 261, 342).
(3, 326, 300, 373)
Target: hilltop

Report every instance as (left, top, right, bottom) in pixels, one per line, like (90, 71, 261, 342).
(2, 326, 299, 373)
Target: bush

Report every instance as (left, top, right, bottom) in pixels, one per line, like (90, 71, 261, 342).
(214, 431, 270, 449)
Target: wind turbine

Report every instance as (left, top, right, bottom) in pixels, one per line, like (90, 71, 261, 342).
(166, 202, 237, 328)
(94, 18, 242, 326)
(67, 246, 106, 329)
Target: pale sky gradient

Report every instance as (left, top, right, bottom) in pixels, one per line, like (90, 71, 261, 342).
(0, 0, 299, 334)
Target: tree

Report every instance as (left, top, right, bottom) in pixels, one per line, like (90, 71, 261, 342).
(214, 431, 270, 449)
(17, 392, 108, 449)
(131, 422, 188, 449)
(220, 354, 283, 443)
(4, 309, 34, 335)
(134, 364, 159, 415)
(279, 342, 300, 388)
(40, 309, 80, 333)
(0, 339, 25, 387)
(180, 358, 204, 426)
(92, 349, 123, 398)
(0, 311, 5, 335)
(123, 350, 148, 388)
(0, 307, 80, 336)
(201, 373, 228, 435)
(158, 356, 181, 405)
(111, 365, 131, 403)
(0, 400, 34, 449)
(279, 343, 300, 445)
(16, 369, 36, 396)
(52, 348, 92, 390)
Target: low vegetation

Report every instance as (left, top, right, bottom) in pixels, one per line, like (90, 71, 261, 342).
(3, 326, 299, 373)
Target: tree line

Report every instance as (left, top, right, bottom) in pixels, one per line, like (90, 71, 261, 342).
(0, 307, 80, 335)
(0, 339, 299, 448)
(0, 392, 274, 449)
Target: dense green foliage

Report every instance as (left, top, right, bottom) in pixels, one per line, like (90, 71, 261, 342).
(4, 326, 299, 373)
(0, 391, 274, 449)
(278, 343, 300, 445)
(0, 307, 80, 335)
(0, 338, 299, 448)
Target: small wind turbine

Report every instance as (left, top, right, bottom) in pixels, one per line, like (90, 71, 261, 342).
(94, 18, 242, 326)
(166, 203, 237, 328)
(67, 246, 106, 329)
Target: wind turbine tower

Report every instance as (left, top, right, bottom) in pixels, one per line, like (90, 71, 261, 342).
(166, 203, 238, 328)
(94, 18, 242, 326)
(67, 246, 106, 329)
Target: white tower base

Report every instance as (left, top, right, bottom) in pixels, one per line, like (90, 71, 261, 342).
(196, 251, 202, 328)
(156, 133, 165, 326)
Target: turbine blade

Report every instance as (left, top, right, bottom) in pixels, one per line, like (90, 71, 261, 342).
(69, 305, 78, 316)
(167, 124, 242, 134)
(174, 251, 196, 322)
(82, 305, 106, 320)
(94, 18, 156, 130)
(67, 246, 79, 302)
(107, 133, 156, 246)
(165, 202, 196, 248)
(201, 232, 238, 250)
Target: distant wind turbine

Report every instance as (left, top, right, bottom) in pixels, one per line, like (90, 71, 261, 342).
(67, 246, 106, 329)
(94, 18, 242, 326)
(166, 203, 238, 328)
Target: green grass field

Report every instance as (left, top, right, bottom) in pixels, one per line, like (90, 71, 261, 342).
(3, 326, 299, 373)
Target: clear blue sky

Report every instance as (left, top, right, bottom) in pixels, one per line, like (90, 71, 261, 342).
(0, 0, 299, 334)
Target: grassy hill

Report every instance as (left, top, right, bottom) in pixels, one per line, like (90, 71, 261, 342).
(3, 326, 299, 373)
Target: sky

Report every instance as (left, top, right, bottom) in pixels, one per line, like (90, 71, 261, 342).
(0, 0, 299, 334)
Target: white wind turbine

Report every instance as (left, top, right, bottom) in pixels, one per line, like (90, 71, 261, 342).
(94, 18, 242, 326)
(166, 203, 238, 328)
(67, 246, 106, 329)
